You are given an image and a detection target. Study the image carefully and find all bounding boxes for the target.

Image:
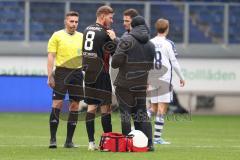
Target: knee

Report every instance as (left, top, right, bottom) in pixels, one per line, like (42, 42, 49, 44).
(69, 101, 79, 111)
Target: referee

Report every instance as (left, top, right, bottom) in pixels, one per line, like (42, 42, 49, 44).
(47, 11, 84, 148)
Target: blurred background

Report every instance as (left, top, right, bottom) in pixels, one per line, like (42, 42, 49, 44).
(0, 0, 240, 114)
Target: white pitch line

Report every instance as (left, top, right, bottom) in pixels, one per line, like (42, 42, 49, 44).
(0, 135, 86, 139)
(0, 136, 55, 138)
(0, 144, 88, 147)
(0, 144, 239, 148)
(156, 145, 240, 149)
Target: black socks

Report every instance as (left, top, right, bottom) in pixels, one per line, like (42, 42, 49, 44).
(66, 111, 79, 143)
(101, 113, 112, 133)
(49, 108, 60, 140)
(86, 112, 96, 142)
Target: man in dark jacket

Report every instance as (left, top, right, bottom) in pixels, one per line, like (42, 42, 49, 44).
(111, 16, 155, 151)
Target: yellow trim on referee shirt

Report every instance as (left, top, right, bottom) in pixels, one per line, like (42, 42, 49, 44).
(48, 29, 83, 69)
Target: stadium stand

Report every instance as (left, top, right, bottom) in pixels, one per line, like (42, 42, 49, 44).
(0, 0, 239, 44)
(30, 2, 65, 41)
(229, 5, 240, 43)
(150, 4, 184, 42)
(189, 5, 224, 43)
(0, 1, 24, 40)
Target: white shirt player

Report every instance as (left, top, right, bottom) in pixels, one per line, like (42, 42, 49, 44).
(148, 36, 184, 103)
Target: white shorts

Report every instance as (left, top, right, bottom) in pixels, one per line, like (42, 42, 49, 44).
(148, 83, 173, 103)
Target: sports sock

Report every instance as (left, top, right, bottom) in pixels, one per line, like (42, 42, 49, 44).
(86, 112, 95, 142)
(66, 111, 78, 143)
(154, 114, 164, 141)
(147, 108, 153, 118)
(101, 113, 112, 133)
(49, 108, 60, 140)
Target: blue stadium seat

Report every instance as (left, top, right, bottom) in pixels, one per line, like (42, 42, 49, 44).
(229, 5, 240, 44)
(0, 1, 238, 43)
(151, 4, 184, 42)
(189, 23, 211, 43)
(0, 1, 24, 41)
(189, 5, 224, 43)
(30, 2, 65, 41)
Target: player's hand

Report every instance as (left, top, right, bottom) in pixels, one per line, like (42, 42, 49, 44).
(180, 79, 185, 87)
(47, 74, 55, 88)
(107, 30, 116, 40)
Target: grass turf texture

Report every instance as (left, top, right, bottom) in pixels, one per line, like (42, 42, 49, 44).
(0, 113, 239, 160)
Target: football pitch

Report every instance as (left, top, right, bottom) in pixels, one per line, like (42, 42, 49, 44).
(0, 113, 239, 160)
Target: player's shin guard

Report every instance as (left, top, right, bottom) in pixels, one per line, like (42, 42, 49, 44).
(66, 111, 78, 143)
(49, 108, 60, 140)
(147, 108, 153, 118)
(86, 112, 95, 142)
(101, 113, 112, 133)
(154, 115, 164, 141)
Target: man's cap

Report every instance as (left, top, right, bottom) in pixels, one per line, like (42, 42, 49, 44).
(131, 16, 146, 28)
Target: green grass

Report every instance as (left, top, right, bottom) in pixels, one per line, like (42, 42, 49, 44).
(0, 113, 239, 160)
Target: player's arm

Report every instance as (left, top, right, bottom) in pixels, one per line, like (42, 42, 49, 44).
(168, 44, 185, 87)
(47, 53, 56, 88)
(47, 33, 57, 88)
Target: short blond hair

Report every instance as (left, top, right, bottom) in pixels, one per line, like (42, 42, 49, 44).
(155, 18, 169, 34)
(96, 5, 114, 17)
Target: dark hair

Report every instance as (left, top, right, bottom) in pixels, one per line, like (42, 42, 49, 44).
(155, 18, 169, 33)
(96, 5, 114, 17)
(65, 11, 79, 18)
(123, 8, 139, 18)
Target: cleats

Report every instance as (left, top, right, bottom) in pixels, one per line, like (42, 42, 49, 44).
(64, 141, 78, 148)
(154, 138, 171, 145)
(49, 138, 57, 149)
(88, 142, 98, 151)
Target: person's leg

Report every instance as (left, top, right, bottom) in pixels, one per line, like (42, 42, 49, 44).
(49, 100, 63, 148)
(154, 102, 170, 144)
(64, 68, 84, 148)
(134, 97, 153, 150)
(64, 100, 79, 148)
(99, 74, 113, 133)
(85, 105, 98, 151)
(115, 87, 133, 135)
(85, 105, 97, 142)
(49, 67, 67, 148)
(100, 105, 112, 133)
(119, 105, 132, 135)
(147, 85, 158, 118)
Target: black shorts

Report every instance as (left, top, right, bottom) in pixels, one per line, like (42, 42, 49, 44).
(53, 67, 84, 102)
(84, 72, 112, 105)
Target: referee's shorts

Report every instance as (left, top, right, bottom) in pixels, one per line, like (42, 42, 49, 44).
(84, 72, 112, 106)
(52, 67, 84, 102)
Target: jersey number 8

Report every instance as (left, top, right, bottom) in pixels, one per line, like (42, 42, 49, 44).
(155, 51, 162, 70)
(84, 31, 95, 51)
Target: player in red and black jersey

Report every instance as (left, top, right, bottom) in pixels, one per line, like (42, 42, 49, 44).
(82, 5, 116, 151)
